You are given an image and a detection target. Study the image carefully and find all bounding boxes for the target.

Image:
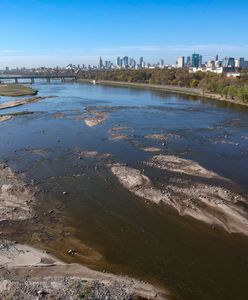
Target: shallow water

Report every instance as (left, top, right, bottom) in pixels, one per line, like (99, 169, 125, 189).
(1, 82, 248, 300)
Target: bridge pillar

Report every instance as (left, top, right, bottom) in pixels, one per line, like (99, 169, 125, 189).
(15, 78, 18, 84)
(46, 77, 51, 83)
(31, 77, 34, 84)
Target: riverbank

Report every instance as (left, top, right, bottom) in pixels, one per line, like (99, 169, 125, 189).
(78, 79, 248, 108)
(0, 84, 37, 97)
(0, 164, 168, 300)
(0, 241, 166, 300)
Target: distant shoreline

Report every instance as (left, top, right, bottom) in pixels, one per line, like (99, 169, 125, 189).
(78, 79, 248, 108)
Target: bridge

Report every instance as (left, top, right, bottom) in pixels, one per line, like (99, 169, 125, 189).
(0, 75, 78, 84)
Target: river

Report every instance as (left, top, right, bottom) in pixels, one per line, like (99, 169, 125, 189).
(1, 81, 248, 300)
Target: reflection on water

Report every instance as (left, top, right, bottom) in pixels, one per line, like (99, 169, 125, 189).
(1, 82, 248, 300)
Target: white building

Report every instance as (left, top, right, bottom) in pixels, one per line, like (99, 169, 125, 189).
(177, 56, 185, 68)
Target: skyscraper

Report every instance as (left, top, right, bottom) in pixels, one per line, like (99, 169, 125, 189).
(123, 56, 129, 68)
(160, 59, 164, 68)
(99, 57, 103, 69)
(235, 57, 245, 68)
(222, 57, 235, 68)
(186, 56, 191, 67)
(140, 57, 144, 68)
(177, 57, 185, 68)
(191, 53, 202, 68)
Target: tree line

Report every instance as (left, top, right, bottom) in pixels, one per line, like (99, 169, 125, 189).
(79, 69, 248, 103)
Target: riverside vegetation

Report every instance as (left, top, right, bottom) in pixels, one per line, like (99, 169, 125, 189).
(79, 69, 248, 104)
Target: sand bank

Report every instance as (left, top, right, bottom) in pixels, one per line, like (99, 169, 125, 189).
(0, 96, 56, 110)
(0, 84, 37, 97)
(0, 240, 167, 299)
(111, 157, 248, 235)
(0, 164, 35, 221)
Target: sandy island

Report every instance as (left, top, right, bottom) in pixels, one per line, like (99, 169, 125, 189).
(111, 155, 248, 236)
(84, 110, 108, 127)
(0, 96, 56, 111)
(0, 84, 37, 97)
(0, 116, 12, 123)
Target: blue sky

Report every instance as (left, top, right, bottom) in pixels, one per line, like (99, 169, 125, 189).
(0, 0, 247, 67)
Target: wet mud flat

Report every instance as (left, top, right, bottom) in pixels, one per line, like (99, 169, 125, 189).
(1, 82, 248, 300)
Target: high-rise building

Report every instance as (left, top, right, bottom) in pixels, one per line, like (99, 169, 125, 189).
(105, 60, 112, 69)
(215, 54, 219, 61)
(160, 59, 164, 68)
(116, 57, 121, 68)
(139, 57, 144, 68)
(191, 53, 202, 68)
(177, 56, 185, 68)
(235, 57, 245, 68)
(123, 56, 129, 68)
(99, 57, 103, 69)
(222, 57, 235, 68)
(186, 56, 191, 67)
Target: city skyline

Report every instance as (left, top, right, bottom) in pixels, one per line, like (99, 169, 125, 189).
(1, 0, 248, 68)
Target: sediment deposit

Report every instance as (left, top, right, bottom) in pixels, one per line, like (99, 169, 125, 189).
(0, 164, 34, 221)
(111, 156, 248, 235)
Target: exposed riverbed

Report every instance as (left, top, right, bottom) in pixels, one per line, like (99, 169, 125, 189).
(0, 82, 248, 300)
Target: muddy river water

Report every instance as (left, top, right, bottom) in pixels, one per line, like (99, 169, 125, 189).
(1, 82, 248, 300)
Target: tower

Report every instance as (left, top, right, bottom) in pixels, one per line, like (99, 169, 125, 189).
(99, 57, 103, 69)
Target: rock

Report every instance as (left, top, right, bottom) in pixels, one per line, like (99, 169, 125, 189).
(62, 191, 68, 195)
(68, 249, 76, 255)
(37, 289, 48, 297)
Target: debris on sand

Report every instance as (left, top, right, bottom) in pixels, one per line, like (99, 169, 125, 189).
(111, 159, 248, 236)
(0, 164, 35, 221)
(0, 240, 167, 300)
